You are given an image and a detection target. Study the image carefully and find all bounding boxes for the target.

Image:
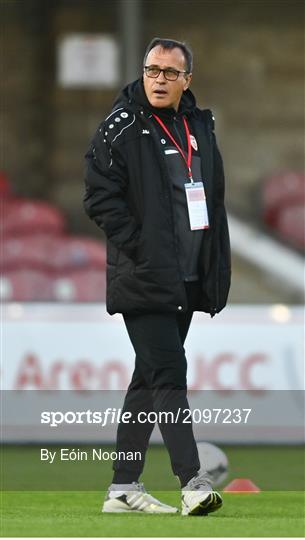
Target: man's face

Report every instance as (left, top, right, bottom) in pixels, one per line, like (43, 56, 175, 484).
(143, 46, 192, 111)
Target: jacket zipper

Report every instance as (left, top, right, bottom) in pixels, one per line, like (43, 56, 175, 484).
(142, 114, 188, 311)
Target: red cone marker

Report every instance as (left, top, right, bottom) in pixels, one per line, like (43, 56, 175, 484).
(223, 478, 261, 493)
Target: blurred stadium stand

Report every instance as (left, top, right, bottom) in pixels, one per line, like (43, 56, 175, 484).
(1, 173, 107, 302)
(2, 235, 56, 271)
(262, 171, 305, 252)
(51, 236, 107, 272)
(1, 174, 303, 303)
(3, 199, 66, 237)
(1, 269, 54, 302)
(0, 0, 304, 304)
(53, 270, 107, 302)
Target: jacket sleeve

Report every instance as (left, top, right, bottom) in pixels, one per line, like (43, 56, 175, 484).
(211, 130, 231, 313)
(212, 134, 226, 207)
(83, 123, 140, 258)
(211, 130, 230, 261)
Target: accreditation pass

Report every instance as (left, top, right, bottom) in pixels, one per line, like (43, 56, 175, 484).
(185, 181, 209, 230)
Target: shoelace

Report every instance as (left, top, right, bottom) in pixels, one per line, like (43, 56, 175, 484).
(131, 482, 146, 492)
(186, 471, 213, 491)
(130, 482, 167, 506)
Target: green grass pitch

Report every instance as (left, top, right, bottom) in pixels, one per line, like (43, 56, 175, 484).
(1, 446, 304, 537)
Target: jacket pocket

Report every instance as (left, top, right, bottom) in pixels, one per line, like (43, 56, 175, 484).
(116, 249, 136, 274)
(107, 241, 119, 267)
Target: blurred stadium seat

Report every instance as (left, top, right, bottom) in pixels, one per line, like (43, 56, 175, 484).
(1, 235, 56, 272)
(262, 171, 305, 251)
(0, 269, 54, 301)
(0, 171, 12, 198)
(53, 269, 106, 302)
(2, 234, 106, 271)
(1, 192, 108, 302)
(1, 223, 107, 302)
(2, 198, 66, 237)
(51, 236, 107, 271)
(275, 204, 305, 251)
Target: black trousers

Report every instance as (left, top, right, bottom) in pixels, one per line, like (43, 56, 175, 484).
(112, 282, 201, 487)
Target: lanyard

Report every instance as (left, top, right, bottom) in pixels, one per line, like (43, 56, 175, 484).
(152, 113, 194, 183)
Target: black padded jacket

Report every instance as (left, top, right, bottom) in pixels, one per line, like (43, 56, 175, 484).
(84, 79, 231, 316)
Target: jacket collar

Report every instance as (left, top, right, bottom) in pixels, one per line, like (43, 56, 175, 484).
(113, 78, 197, 120)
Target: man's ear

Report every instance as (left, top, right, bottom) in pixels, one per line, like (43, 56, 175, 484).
(183, 73, 192, 91)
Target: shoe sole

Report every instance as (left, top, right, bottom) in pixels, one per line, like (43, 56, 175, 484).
(183, 492, 223, 516)
(102, 500, 178, 514)
(102, 507, 178, 514)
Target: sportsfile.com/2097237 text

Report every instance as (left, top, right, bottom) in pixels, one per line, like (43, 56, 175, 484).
(41, 408, 252, 427)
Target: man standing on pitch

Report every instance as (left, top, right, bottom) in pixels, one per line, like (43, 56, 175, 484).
(84, 37, 231, 515)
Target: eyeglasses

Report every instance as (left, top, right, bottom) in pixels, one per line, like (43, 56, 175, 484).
(144, 65, 188, 81)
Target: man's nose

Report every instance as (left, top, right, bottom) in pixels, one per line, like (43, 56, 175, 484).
(156, 70, 167, 82)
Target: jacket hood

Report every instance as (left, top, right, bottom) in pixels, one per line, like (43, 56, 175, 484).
(113, 78, 197, 118)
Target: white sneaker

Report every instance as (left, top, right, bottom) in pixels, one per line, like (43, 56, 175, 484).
(102, 482, 178, 513)
(181, 470, 223, 516)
